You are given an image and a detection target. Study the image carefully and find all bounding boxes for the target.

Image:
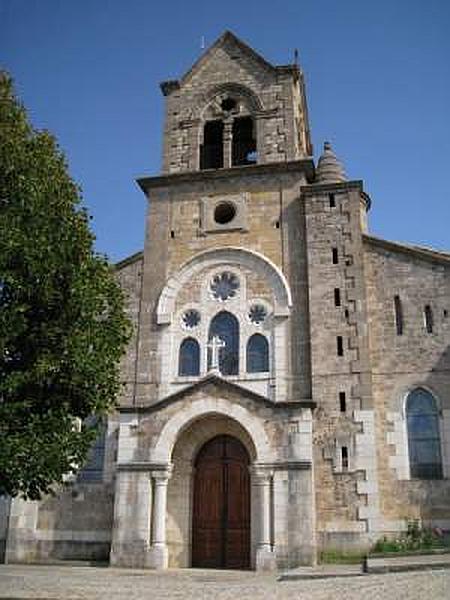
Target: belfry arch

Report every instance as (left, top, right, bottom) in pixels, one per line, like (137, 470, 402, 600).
(197, 83, 262, 170)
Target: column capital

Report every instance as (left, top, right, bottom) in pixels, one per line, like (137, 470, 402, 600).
(249, 465, 273, 484)
(223, 117, 234, 130)
(151, 465, 173, 482)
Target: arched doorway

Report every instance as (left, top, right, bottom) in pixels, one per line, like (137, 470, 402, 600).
(192, 435, 250, 569)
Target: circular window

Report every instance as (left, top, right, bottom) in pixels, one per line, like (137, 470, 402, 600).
(248, 304, 267, 325)
(214, 202, 236, 225)
(182, 309, 201, 329)
(210, 272, 240, 301)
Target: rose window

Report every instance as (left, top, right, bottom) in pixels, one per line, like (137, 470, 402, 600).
(248, 304, 267, 325)
(210, 272, 240, 302)
(182, 309, 201, 329)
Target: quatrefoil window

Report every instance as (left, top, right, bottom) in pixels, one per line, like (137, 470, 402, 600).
(210, 272, 240, 302)
(182, 309, 201, 329)
(248, 304, 267, 325)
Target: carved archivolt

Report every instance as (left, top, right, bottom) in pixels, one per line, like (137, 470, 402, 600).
(196, 82, 263, 121)
(156, 247, 292, 325)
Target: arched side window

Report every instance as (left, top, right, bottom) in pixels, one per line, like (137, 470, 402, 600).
(179, 338, 200, 377)
(246, 333, 269, 373)
(208, 311, 239, 375)
(406, 388, 443, 479)
(77, 416, 105, 483)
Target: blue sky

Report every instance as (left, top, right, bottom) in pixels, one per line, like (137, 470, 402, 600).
(1, 0, 449, 262)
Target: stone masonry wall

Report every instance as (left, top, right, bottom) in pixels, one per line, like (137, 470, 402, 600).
(116, 254, 144, 407)
(133, 166, 313, 407)
(302, 181, 379, 549)
(364, 239, 450, 530)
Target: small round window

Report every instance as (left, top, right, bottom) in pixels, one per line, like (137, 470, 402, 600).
(210, 272, 240, 301)
(214, 202, 236, 225)
(248, 304, 267, 325)
(181, 309, 201, 329)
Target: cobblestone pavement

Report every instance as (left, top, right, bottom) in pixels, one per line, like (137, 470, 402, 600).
(0, 564, 449, 600)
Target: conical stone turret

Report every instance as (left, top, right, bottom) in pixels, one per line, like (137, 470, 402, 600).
(316, 141, 346, 184)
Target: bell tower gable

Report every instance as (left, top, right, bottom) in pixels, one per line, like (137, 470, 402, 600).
(159, 31, 312, 174)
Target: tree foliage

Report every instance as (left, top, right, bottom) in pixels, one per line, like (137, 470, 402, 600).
(0, 72, 131, 499)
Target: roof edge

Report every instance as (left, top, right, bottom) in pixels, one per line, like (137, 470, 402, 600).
(179, 31, 276, 86)
(363, 234, 450, 266)
(118, 374, 316, 413)
(115, 250, 144, 270)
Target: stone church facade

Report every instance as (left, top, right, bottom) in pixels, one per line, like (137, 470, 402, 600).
(2, 31, 450, 570)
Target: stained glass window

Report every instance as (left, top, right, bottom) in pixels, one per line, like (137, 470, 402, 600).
(210, 272, 239, 302)
(182, 309, 201, 329)
(179, 338, 200, 376)
(406, 388, 442, 479)
(77, 417, 105, 483)
(208, 311, 239, 375)
(248, 304, 267, 325)
(246, 334, 269, 373)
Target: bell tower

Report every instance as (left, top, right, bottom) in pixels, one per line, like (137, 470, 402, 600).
(132, 31, 318, 408)
(159, 30, 313, 174)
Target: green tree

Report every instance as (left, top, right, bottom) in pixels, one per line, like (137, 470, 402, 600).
(0, 72, 131, 499)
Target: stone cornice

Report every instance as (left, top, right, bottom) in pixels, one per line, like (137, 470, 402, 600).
(118, 374, 316, 414)
(159, 80, 180, 96)
(300, 180, 371, 210)
(117, 460, 312, 472)
(136, 159, 315, 194)
(253, 460, 312, 471)
(300, 179, 364, 195)
(117, 462, 170, 472)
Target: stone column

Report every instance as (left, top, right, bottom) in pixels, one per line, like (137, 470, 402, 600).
(252, 467, 276, 571)
(223, 119, 233, 169)
(150, 467, 172, 568)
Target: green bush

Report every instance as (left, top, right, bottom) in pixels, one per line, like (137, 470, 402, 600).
(372, 519, 447, 555)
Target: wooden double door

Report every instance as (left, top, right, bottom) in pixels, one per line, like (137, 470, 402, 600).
(192, 435, 250, 569)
